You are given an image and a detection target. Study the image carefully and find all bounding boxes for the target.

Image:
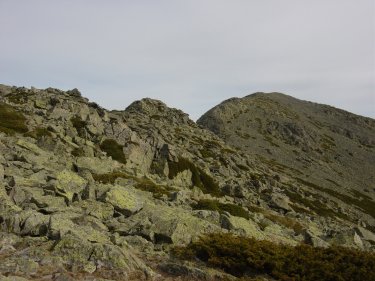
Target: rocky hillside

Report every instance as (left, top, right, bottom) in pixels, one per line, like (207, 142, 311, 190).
(0, 85, 374, 281)
(198, 93, 375, 230)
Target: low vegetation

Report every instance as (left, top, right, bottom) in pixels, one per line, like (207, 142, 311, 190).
(247, 204, 304, 234)
(294, 177, 375, 218)
(70, 116, 87, 131)
(284, 188, 350, 220)
(99, 139, 127, 164)
(173, 233, 375, 281)
(24, 127, 52, 139)
(70, 115, 88, 139)
(71, 147, 85, 157)
(168, 157, 221, 197)
(192, 199, 250, 219)
(6, 90, 29, 104)
(93, 172, 173, 198)
(0, 102, 28, 135)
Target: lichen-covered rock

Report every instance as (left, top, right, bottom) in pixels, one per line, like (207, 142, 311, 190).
(48, 213, 109, 243)
(220, 214, 265, 239)
(54, 170, 87, 202)
(72, 200, 114, 221)
(103, 185, 145, 216)
(0, 257, 39, 277)
(75, 156, 120, 174)
(52, 232, 152, 277)
(118, 203, 220, 245)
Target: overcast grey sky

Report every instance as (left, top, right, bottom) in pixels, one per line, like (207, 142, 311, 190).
(0, 0, 374, 120)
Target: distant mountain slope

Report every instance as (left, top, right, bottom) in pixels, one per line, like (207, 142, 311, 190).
(198, 92, 375, 226)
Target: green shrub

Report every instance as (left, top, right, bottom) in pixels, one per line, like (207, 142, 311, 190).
(237, 164, 249, 171)
(71, 116, 87, 131)
(99, 139, 126, 164)
(0, 102, 28, 135)
(92, 172, 173, 199)
(24, 127, 52, 139)
(192, 199, 249, 219)
(168, 158, 221, 197)
(92, 172, 128, 184)
(71, 147, 85, 157)
(173, 233, 375, 281)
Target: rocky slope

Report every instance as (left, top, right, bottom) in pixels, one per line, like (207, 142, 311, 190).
(0, 85, 374, 280)
(198, 92, 375, 231)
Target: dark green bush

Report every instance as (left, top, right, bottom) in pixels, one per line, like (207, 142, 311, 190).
(168, 158, 221, 197)
(99, 139, 127, 164)
(0, 102, 28, 135)
(173, 233, 375, 281)
(71, 116, 87, 131)
(192, 199, 249, 219)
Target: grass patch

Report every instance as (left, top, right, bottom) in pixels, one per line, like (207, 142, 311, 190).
(173, 233, 375, 281)
(263, 213, 304, 234)
(284, 188, 350, 220)
(0, 102, 28, 135)
(92, 172, 173, 199)
(192, 199, 249, 219)
(168, 158, 221, 197)
(100, 139, 127, 164)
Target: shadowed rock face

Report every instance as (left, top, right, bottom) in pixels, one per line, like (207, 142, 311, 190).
(0, 85, 374, 280)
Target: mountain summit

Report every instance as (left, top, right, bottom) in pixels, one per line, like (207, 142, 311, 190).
(198, 92, 375, 225)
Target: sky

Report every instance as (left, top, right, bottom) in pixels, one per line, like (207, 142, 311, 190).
(0, 0, 374, 120)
